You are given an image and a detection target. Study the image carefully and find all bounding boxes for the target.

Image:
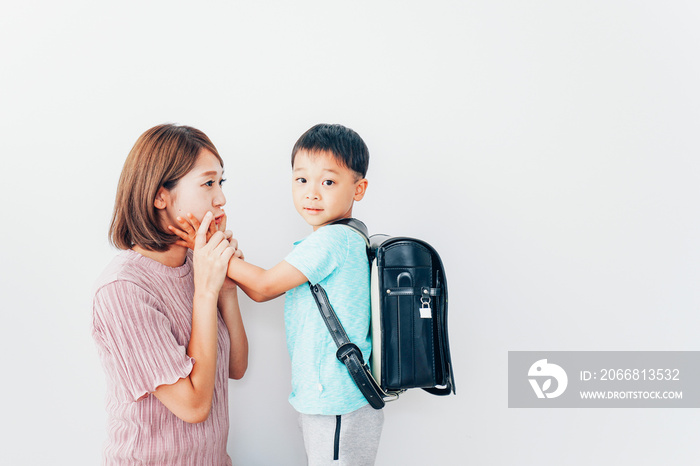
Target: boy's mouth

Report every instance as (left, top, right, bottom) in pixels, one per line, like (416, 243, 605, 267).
(304, 207, 323, 214)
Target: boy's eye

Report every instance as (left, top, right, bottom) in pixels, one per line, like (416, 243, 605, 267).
(322, 180, 334, 186)
(296, 178, 307, 184)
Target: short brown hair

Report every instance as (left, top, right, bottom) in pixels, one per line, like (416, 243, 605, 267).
(291, 123, 369, 179)
(109, 124, 223, 251)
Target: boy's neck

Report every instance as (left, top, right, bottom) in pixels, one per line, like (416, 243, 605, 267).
(313, 213, 352, 231)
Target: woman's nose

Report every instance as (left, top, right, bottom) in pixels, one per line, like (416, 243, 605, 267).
(214, 188, 226, 207)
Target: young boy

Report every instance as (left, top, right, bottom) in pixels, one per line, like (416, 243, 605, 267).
(175, 124, 383, 465)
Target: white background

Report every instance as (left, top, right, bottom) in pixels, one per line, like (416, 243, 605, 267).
(1, 1, 699, 465)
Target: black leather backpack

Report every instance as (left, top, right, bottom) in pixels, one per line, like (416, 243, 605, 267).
(309, 218, 455, 408)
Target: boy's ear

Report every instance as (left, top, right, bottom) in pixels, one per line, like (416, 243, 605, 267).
(353, 179, 368, 201)
(154, 187, 170, 210)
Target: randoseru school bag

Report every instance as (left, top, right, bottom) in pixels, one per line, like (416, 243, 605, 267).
(309, 218, 455, 409)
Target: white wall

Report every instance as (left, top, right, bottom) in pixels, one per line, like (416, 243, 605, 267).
(1, 1, 699, 465)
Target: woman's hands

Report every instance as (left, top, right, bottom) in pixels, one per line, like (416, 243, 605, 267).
(192, 212, 236, 297)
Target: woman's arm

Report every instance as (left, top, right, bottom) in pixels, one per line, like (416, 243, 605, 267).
(218, 279, 248, 379)
(153, 213, 234, 423)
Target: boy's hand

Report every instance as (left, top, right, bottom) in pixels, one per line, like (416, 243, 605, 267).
(169, 212, 225, 250)
(222, 233, 245, 261)
(169, 212, 245, 259)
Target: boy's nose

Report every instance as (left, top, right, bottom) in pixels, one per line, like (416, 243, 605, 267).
(305, 190, 320, 200)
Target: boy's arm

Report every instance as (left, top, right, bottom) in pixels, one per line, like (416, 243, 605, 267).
(167, 213, 310, 301)
(227, 257, 308, 302)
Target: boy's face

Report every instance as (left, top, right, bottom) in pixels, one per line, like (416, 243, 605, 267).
(292, 149, 368, 231)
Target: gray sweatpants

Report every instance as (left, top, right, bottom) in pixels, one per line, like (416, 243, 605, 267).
(298, 404, 384, 466)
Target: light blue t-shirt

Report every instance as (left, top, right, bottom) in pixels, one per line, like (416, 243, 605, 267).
(283, 224, 371, 415)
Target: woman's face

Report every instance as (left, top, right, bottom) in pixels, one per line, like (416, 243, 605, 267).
(157, 149, 227, 228)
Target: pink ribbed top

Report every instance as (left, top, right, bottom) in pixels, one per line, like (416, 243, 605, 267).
(92, 249, 232, 466)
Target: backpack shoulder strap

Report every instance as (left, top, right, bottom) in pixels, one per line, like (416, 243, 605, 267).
(330, 218, 370, 247)
(308, 283, 386, 409)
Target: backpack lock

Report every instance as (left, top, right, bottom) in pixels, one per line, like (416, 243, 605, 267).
(419, 287, 432, 319)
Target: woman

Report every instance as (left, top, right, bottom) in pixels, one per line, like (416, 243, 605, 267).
(92, 124, 248, 465)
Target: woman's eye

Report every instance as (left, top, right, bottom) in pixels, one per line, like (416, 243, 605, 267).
(219, 178, 227, 186)
(204, 180, 215, 187)
(322, 180, 334, 186)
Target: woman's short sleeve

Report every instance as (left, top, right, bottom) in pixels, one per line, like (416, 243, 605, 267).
(92, 280, 195, 402)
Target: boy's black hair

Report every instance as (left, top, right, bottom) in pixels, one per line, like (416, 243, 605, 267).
(291, 123, 369, 178)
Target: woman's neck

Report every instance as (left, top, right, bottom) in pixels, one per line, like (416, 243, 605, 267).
(132, 244, 188, 268)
